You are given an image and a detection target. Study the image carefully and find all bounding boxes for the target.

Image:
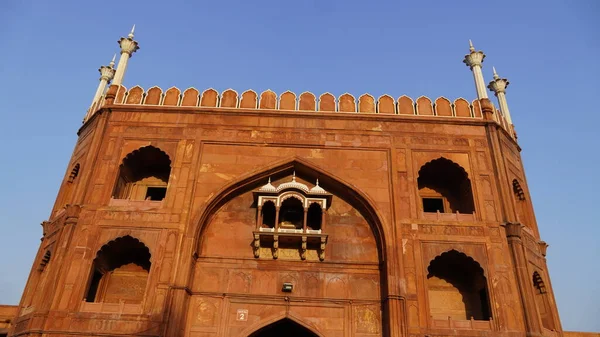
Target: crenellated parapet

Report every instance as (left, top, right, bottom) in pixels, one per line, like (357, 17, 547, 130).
(91, 84, 515, 138)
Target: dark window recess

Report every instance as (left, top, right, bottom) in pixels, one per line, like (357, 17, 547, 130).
(85, 269, 103, 302)
(423, 198, 444, 213)
(145, 187, 167, 201)
(262, 202, 276, 228)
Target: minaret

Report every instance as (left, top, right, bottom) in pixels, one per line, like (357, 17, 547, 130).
(487, 67, 513, 125)
(84, 55, 116, 121)
(88, 55, 116, 112)
(463, 40, 488, 99)
(112, 25, 140, 86)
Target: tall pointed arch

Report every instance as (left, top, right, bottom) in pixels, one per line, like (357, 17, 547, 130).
(190, 157, 387, 262)
(242, 314, 325, 337)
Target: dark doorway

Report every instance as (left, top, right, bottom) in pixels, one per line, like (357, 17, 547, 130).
(249, 318, 319, 337)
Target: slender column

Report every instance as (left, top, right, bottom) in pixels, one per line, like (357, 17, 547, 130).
(488, 67, 513, 124)
(321, 208, 326, 231)
(112, 25, 139, 86)
(503, 222, 543, 337)
(274, 206, 280, 231)
(256, 205, 263, 230)
(463, 40, 488, 99)
(303, 208, 308, 232)
(85, 55, 115, 120)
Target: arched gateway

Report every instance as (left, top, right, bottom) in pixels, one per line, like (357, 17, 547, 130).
(248, 318, 320, 337)
(185, 159, 387, 336)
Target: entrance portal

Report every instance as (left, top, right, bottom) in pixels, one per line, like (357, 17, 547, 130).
(249, 318, 319, 337)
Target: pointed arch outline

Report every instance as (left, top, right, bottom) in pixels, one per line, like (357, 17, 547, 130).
(240, 312, 325, 337)
(120, 145, 172, 166)
(93, 234, 153, 266)
(190, 156, 388, 262)
(426, 248, 487, 277)
(417, 156, 471, 180)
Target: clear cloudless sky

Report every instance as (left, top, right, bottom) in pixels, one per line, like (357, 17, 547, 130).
(0, 0, 598, 332)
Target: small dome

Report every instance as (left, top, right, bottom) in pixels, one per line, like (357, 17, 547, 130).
(309, 179, 327, 194)
(276, 173, 309, 193)
(258, 177, 276, 192)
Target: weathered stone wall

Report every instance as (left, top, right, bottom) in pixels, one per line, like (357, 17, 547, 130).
(8, 98, 564, 337)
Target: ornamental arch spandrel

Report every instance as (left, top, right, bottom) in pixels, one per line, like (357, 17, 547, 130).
(182, 157, 392, 336)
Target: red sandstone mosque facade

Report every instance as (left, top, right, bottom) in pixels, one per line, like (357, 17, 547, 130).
(2, 27, 592, 337)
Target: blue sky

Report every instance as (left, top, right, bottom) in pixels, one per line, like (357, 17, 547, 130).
(0, 0, 598, 332)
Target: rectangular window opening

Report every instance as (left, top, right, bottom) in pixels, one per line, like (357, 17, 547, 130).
(145, 187, 167, 201)
(423, 197, 444, 213)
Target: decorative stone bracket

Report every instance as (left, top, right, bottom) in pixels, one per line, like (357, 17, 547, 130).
(252, 231, 328, 261)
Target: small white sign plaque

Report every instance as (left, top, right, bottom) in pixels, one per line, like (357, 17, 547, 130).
(236, 309, 248, 321)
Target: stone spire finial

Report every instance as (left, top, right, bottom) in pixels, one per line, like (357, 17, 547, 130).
(463, 40, 488, 99)
(128, 24, 136, 39)
(86, 55, 117, 121)
(109, 54, 116, 68)
(487, 67, 513, 125)
(112, 25, 140, 86)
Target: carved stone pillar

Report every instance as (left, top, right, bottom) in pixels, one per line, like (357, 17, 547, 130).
(503, 222, 543, 336)
(274, 207, 280, 231)
(256, 205, 262, 230)
(302, 208, 308, 232)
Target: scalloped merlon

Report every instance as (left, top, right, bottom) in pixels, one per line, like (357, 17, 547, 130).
(181, 87, 200, 107)
(318, 93, 336, 112)
(416, 96, 433, 116)
(144, 86, 163, 105)
(200, 88, 218, 107)
(240, 90, 258, 109)
(115, 85, 128, 104)
(454, 98, 471, 118)
(126, 85, 144, 104)
(435, 97, 452, 117)
(163, 87, 181, 106)
(338, 93, 356, 113)
(279, 91, 297, 110)
(220, 89, 239, 108)
(298, 92, 316, 111)
(259, 90, 277, 109)
(377, 95, 395, 114)
(397, 95, 414, 115)
(358, 94, 375, 113)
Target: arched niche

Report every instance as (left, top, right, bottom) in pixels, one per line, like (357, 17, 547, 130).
(85, 235, 151, 304)
(426, 250, 492, 321)
(112, 146, 171, 201)
(417, 157, 475, 214)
